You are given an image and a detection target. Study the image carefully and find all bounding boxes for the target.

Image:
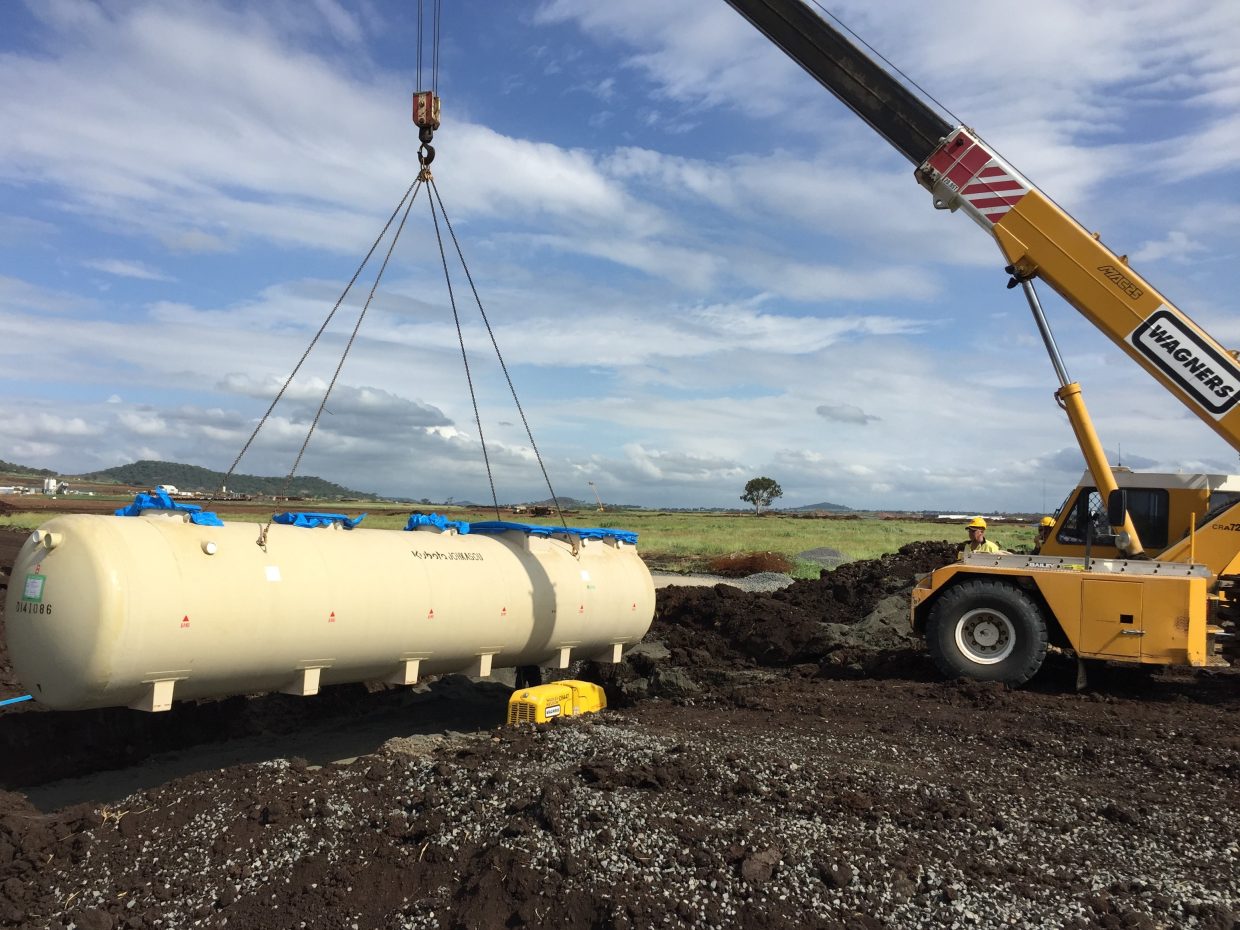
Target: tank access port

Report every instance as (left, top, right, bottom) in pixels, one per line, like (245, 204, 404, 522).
(31, 530, 62, 550)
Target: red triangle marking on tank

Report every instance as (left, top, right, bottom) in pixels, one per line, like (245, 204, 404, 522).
(427, 608, 435, 619)
(500, 606, 507, 617)
(329, 611, 336, 623)
(180, 615, 190, 628)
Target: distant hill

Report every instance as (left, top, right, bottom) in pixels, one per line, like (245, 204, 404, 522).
(0, 458, 57, 478)
(787, 501, 852, 512)
(75, 460, 377, 500)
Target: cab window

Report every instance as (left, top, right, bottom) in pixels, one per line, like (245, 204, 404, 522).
(1204, 490, 1240, 525)
(1056, 487, 1169, 549)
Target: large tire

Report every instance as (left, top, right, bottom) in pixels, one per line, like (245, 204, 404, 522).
(925, 579, 1048, 685)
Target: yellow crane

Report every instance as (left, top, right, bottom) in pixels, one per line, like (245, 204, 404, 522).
(727, 0, 1240, 685)
(588, 481, 605, 513)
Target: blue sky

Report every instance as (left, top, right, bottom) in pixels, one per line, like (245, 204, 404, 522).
(2, 0, 1239, 512)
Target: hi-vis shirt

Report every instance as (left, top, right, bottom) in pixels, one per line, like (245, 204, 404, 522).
(958, 539, 1001, 559)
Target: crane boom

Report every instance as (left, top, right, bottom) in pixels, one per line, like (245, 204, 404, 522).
(723, 0, 1240, 456)
(720, 0, 949, 163)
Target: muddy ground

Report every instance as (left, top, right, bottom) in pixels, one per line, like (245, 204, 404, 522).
(0, 527, 1238, 929)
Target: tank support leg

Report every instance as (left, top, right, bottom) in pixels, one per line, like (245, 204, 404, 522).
(388, 658, 423, 686)
(469, 653, 498, 678)
(585, 643, 624, 663)
(130, 678, 177, 712)
(282, 667, 323, 697)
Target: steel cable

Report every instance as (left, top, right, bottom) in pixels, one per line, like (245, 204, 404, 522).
(206, 178, 420, 512)
(428, 177, 568, 529)
(257, 180, 425, 546)
(426, 182, 502, 521)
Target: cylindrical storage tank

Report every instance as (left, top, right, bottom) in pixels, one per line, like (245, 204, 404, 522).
(3, 513, 655, 711)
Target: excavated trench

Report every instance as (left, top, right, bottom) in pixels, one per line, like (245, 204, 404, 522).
(1, 527, 1239, 929)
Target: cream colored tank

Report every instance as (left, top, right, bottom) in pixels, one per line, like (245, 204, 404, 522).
(4, 513, 655, 712)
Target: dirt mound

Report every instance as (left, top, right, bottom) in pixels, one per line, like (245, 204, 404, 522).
(647, 540, 957, 672)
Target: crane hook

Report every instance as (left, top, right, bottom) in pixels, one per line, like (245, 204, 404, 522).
(413, 90, 441, 175)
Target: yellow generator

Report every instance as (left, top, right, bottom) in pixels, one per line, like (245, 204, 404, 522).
(507, 680, 606, 725)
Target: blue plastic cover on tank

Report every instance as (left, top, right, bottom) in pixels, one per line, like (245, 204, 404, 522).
(470, 521, 639, 545)
(404, 512, 471, 533)
(402, 512, 637, 544)
(115, 490, 225, 527)
(272, 512, 366, 529)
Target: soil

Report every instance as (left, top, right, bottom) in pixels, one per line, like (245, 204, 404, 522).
(1, 528, 1238, 929)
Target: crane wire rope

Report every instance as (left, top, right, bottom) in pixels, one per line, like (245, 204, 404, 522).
(432, 0, 442, 95)
(205, 178, 420, 512)
(428, 176, 569, 528)
(256, 181, 422, 548)
(417, 0, 443, 96)
(214, 2, 566, 533)
(425, 183, 502, 522)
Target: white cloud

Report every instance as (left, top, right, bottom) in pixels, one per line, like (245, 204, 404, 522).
(83, 259, 175, 281)
(1130, 230, 1206, 265)
(116, 409, 169, 436)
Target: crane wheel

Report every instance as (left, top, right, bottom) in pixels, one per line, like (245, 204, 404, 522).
(925, 579, 1048, 686)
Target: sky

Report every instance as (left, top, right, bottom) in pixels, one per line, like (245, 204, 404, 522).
(2, 0, 1240, 513)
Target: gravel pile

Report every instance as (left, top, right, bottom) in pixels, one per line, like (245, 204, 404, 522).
(729, 571, 796, 593)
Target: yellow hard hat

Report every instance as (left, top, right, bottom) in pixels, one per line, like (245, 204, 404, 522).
(967, 516, 987, 530)
(1039, 516, 1055, 527)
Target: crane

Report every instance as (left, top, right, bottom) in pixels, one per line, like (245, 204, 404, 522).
(724, 0, 1239, 684)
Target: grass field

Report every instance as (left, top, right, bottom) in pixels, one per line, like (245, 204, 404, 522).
(1, 499, 1038, 578)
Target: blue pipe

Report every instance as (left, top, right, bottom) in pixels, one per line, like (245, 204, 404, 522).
(0, 694, 32, 708)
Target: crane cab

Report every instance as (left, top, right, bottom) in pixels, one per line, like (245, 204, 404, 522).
(1039, 468, 1240, 560)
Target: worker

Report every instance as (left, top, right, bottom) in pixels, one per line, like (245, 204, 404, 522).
(1033, 515, 1055, 553)
(959, 516, 1003, 558)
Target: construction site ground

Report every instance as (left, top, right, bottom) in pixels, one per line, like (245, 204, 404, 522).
(0, 526, 1238, 929)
